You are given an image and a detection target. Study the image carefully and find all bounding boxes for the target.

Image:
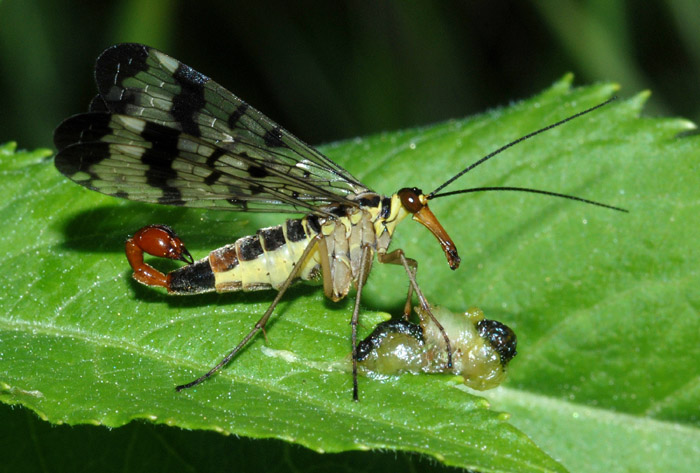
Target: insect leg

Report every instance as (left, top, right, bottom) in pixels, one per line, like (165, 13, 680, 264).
(377, 249, 418, 317)
(175, 234, 322, 392)
(350, 244, 373, 402)
(395, 254, 416, 319)
(378, 249, 453, 369)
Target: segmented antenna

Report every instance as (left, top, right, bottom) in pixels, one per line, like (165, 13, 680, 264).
(428, 97, 617, 198)
(430, 186, 628, 212)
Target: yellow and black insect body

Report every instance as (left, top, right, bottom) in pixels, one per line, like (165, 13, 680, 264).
(54, 44, 624, 400)
(155, 189, 452, 298)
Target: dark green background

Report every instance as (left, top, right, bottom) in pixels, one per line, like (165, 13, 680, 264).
(1, 0, 699, 149)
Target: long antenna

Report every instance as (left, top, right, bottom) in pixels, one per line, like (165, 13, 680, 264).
(430, 186, 628, 212)
(428, 97, 617, 198)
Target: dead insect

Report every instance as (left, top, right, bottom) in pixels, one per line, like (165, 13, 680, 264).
(357, 305, 517, 390)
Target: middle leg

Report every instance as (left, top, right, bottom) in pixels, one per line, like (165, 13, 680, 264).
(350, 244, 373, 401)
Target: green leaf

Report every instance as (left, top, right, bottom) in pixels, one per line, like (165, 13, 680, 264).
(2, 77, 699, 472)
(0, 142, 552, 472)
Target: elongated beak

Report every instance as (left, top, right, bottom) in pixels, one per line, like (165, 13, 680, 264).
(413, 205, 461, 270)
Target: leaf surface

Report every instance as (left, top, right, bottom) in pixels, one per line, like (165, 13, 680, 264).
(1, 78, 699, 472)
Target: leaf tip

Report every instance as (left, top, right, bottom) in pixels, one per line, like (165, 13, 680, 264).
(629, 89, 652, 109)
(550, 73, 575, 94)
(0, 141, 18, 154)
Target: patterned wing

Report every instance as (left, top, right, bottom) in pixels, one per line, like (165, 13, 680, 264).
(54, 43, 370, 215)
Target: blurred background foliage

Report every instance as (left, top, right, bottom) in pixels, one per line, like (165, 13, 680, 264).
(1, 1, 699, 471)
(1, 0, 699, 150)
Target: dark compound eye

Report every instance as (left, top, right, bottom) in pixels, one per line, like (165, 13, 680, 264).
(397, 187, 424, 213)
(477, 319, 518, 365)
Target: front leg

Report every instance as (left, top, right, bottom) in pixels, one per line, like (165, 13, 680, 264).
(377, 248, 453, 369)
(378, 249, 418, 319)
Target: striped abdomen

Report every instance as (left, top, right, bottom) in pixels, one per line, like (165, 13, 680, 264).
(169, 217, 323, 295)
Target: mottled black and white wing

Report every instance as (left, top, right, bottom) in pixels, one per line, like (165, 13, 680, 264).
(54, 43, 370, 215)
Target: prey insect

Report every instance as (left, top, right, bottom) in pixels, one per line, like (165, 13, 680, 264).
(54, 43, 626, 401)
(357, 305, 517, 391)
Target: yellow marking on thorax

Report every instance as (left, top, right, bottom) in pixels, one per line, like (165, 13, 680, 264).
(373, 193, 410, 252)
